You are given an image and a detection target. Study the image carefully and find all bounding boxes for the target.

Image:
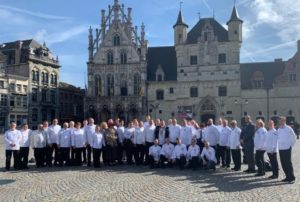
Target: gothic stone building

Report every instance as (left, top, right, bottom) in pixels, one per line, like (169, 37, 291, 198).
(86, 0, 300, 125)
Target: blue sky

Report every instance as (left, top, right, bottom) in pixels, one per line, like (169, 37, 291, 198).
(1, 0, 300, 88)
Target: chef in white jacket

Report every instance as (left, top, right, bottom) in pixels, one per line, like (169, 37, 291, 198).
(85, 118, 96, 167)
(229, 120, 242, 171)
(144, 119, 156, 165)
(149, 139, 161, 169)
(72, 122, 86, 166)
(219, 119, 232, 168)
(19, 123, 31, 169)
(277, 116, 296, 183)
(254, 119, 267, 176)
(133, 121, 146, 165)
(4, 122, 21, 171)
(160, 137, 174, 168)
(58, 122, 72, 166)
(172, 138, 187, 170)
(31, 124, 47, 168)
(200, 141, 217, 170)
(187, 138, 200, 170)
(169, 118, 181, 145)
(92, 125, 105, 168)
(48, 119, 61, 166)
(264, 120, 279, 179)
(179, 119, 192, 148)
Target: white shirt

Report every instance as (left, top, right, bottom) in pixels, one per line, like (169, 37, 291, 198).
(48, 124, 61, 144)
(85, 124, 96, 145)
(277, 124, 296, 150)
(203, 125, 219, 146)
(263, 128, 278, 153)
(4, 129, 22, 150)
(187, 144, 200, 160)
(72, 129, 86, 148)
(161, 143, 174, 159)
(31, 130, 47, 148)
(149, 145, 161, 161)
(201, 146, 217, 163)
(92, 132, 106, 149)
(172, 144, 187, 159)
(124, 127, 135, 141)
(58, 128, 72, 148)
(116, 126, 125, 144)
(219, 126, 231, 146)
(19, 129, 31, 147)
(158, 127, 166, 145)
(145, 124, 155, 143)
(169, 124, 181, 143)
(134, 127, 145, 144)
(254, 127, 267, 151)
(229, 127, 241, 149)
(180, 126, 192, 146)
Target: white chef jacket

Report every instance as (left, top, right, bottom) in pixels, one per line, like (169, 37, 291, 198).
(203, 125, 219, 146)
(124, 127, 135, 141)
(116, 126, 125, 144)
(92, 132, 106, 149)
(31, 130, 47, 148)
(187, 144, 200, 160)
(48, 124, 61, 144)
(134, 127, 145, 145)
(180, 126, 192, 146)
(263, 128, 278, 153)
(201, 146, 217, 163)
(4, 129, 22, 150)
(277, 124, 296, 150)
(149, 145, 161, 161)
(145, 124, 155, 143)
(58, 128, 72, 148)
(254, 127, 267, 151)
(160, 143, 174, 159)
(72, 129, 86, 148)
(229, 127, 241, 150)
(85, 124, 96, 145)
(172, 144, 187, 159)
(169, 124, 181, 143)
(219, 126, 231, 146)
(19, 129, 31, 147)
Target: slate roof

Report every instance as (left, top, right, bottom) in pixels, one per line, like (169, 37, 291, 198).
(173, 10, 188, 28)
(0, 39, 33, 51)
(147, 46, 177, 81)
(186, 18, 229, 44)
(240, 61, 285, 89)
(227, 6, 243, 25)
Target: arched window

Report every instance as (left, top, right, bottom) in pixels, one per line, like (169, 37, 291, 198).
(42, 72, 45, 83)
(94, 75, 102, 96)
(252, 71, 264, 89)
(120, 52, 127, 64)
(120, 74, 127, 96)
(113, 34, 120, 46)
(36, 71, 39, 82)
(107, 51, 114, 65)
(134, 73, 141, 96)
(107, 74, 114, 96)
(32, 70, 36, 82)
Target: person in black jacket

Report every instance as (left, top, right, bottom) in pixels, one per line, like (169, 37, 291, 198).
(240, 116, 256, 173)
(154, 119, 161, 140)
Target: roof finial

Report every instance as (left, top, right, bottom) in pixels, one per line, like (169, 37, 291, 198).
(197, 12, 201, 20)
(180, 1, 183, 11)
(213, 9, 215, 19)
(234, 0, 237, 6)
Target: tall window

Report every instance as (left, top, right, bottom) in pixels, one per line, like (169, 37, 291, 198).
(289, 74, 297, 82)
(156, 90, 164, 100)
(190, 87, 198, 97)
(107, 52, 114, 65)
(0, 80, 4, 89)
(23, 96, 27, 108)
(218, 86, 227, 96)
(32, 88, 38, 102)
(113, 34, 120, 46)
(94, 75, 102, 96)
(16, 96, 21, 107)
(107, 74, 114, 96)
(120, 52, 127, 64)
(10, 96, 15, 107)
(0, 94, 7, 106)
(32, 70, 39, 82)
(190, 56, 198, 65)
(51, 91, 56, 104)
(120, 75, 128, 96)
(42, 89, 47, 102)
(252, 71, 264, 89)
(218, 54, 226, 64)
(134, 73, 141, 96)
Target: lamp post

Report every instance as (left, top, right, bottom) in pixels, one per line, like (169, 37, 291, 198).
(234, 99, 249, 125)
(150, 103, 160, 119)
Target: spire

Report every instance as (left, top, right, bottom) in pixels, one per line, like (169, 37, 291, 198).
(227, 6, 243, 25)
(173, 2, 188, 28)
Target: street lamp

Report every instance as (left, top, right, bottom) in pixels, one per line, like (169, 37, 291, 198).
(234, 99, 248, 125)
(149, 103, 160, 119)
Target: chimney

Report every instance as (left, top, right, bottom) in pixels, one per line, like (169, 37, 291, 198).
(15, 40, 23, 65)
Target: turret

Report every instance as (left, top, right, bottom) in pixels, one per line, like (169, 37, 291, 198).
(88, 26, 94, 62)
(173, 9, 188, 45)
(227, 6, 243, 42)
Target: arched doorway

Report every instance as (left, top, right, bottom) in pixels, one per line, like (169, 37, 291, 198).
(200, 99, 217, 124)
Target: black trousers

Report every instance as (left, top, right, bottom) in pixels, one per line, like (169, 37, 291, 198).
(160, 155, 173, 167)
(74, 148, 84, 166)
(93, 148, 102, 167)
(71, 147, 75, 164)
(279, 148, 295, 181)
(231, 149, 241, 170)
(145, 142, 154, 164)
(267, 152, 279, 177)
(244, 146, 255, 171)
(197, 139, 204, 154)
(149, 155, 159, 168)
(19, 147, 29, 169)
(216, 144, 221, 164)
(86, 144, 92, 166)
(83, 147, 87, 162)
(176, 156, 186, 170)
(218, 146, 228, 167)
(134, 144, 145, 165)
(46, 145, 52, 166)
(211, 145, 218, 163)
(5, 150, 20, 170)
(59, 147, 70, 166)
(255, 150, 265, 174)
(34, 148, 46, 167)
(189, 156, 199, 170)
(124, 140, 134, 164)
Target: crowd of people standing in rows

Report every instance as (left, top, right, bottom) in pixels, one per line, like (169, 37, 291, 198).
(3, 115, 297, 183)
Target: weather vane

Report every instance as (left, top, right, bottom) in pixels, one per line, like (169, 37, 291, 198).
(180, 1, 183, 10)
(197, 12, 201, 20)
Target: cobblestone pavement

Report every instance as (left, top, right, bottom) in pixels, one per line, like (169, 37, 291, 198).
(1, 137, 300, 202)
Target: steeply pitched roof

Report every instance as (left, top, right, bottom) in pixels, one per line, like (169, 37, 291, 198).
(240, 61, 285, 89)
(147, 46, 177, 81)
(59, 82, 85, 93)
(227, 6, 243, 25)
(0, 39, 33, 51)
(186, 18, 229, 44)
(173, 10, 188, 28)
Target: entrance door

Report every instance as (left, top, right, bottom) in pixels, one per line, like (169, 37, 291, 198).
(201, 114, 216, 125)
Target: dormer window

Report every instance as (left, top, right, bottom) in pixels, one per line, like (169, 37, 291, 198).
(252, 71, 264, 89)
(156, 65, 165, 81)
(113, 34, 120, 46)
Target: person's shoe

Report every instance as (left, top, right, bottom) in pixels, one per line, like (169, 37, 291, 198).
(234, 168, 241, 171)
(288, 179, 295, 184)
(255, 173, 265, 177)
(281, 178, 289, 182)
(231, 168, 236, 171)
(221, 165, 226, 168)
